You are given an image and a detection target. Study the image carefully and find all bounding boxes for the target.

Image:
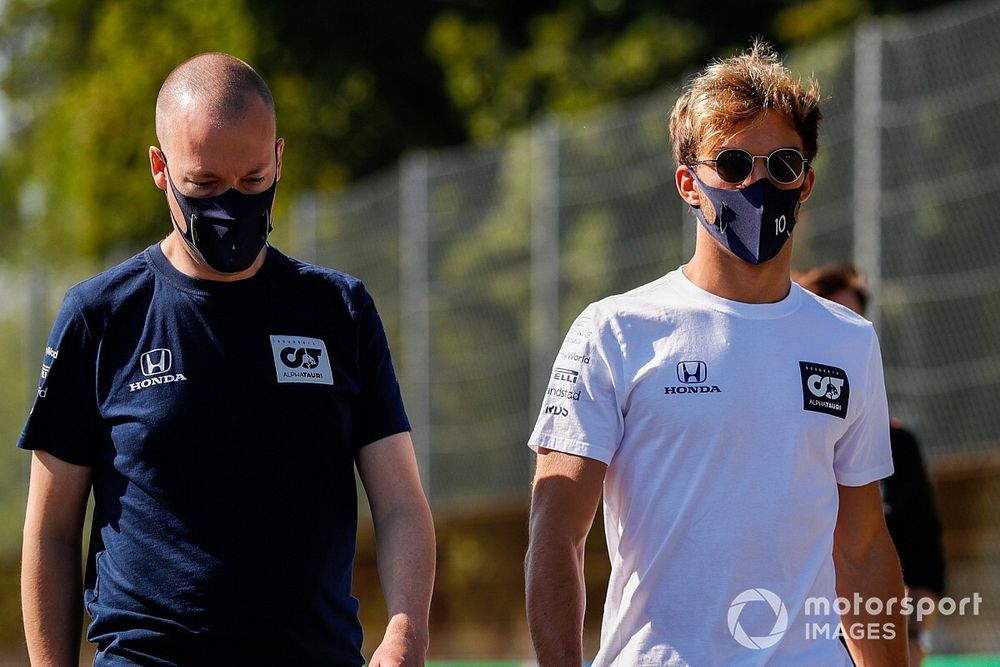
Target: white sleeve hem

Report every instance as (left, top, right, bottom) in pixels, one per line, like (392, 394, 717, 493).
(528, 432, 616, 465)
(835, 461, 895, 487)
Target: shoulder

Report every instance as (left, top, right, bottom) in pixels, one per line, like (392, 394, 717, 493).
(793, 283, 878, 340)
(267, 250, 373, 316)
(559, 275, 686, 360)
(582, 270, 730, 340)
(63, 249, 155, 318)
(586, 273, 675, 322)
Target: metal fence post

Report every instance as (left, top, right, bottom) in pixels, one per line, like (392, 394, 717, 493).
(399, 153, 432, 497)
(853, 20, 883, 329)
(291, 193, 319, 264)
(530, 119, 561, 435)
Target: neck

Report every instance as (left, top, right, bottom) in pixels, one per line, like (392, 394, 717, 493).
(684, 224, 793, 303)
(161, 230, 266, 282)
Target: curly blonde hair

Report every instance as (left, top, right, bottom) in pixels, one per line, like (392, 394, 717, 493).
(669, 40, 821, 167)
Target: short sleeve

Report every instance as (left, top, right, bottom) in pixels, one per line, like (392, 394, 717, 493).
(17, 291, 102, 466)
(833, 328, 894, 486)
(527, 304, 624, 465)
(350, 286, 410, 449)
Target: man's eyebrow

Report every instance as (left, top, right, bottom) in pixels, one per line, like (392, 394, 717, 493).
(185, 161, 271, 179)
(244, 161, 271, 175)
(717, 144, 801, 152)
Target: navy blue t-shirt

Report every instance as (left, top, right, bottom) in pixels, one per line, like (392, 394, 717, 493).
(18, 243, 410, 666)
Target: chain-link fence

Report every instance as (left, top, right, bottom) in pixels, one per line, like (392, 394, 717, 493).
(295, 0, 1000, 492)
(292, 0, 1000, 652)
(1, 0, 996, 656)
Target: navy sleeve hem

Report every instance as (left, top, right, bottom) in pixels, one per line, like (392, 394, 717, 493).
(16, 438, 96, 468)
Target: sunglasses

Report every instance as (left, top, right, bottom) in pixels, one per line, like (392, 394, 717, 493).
(689, 148, 809, 185)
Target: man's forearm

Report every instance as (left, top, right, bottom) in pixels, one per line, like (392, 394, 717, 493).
(22, 534, 83, 667)
(836, 531, 909, 666)
(374, 501, 435, 647)
(525, 537, 586, 666)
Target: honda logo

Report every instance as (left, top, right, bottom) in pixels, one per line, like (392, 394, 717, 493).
(676, 360, 707, 384)
(140, 349, 173, 376)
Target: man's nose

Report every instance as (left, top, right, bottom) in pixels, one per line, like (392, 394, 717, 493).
(744, 155, 770, 185)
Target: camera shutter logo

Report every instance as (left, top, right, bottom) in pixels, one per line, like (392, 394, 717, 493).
(728, 588, 788, 650)
(140, 349, 172, 376)
(676, 360, 707, 384)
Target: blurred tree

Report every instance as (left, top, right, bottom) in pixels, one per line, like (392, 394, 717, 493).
(429, 8, 706, 140)
(0, 0, 967, 264)
(0, 0, 260, 262)
(0, 0, 470, 264)
(245, 0, 468, 190)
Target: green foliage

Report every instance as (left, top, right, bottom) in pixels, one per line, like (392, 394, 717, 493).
(775, 0, 869, 44)
(0, 0, 260, 262)
(0, 0, 964, 266)
(428, 9, 705, 141)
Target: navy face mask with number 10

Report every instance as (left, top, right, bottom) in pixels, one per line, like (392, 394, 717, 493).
(163, 155, 277, 274)
(689, 170, 803, 265)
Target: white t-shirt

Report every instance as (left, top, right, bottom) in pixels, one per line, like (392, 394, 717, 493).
(528, 267, 894, 667)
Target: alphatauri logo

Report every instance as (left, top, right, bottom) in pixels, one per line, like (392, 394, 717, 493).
(799, 361, 850, 418)
(130, 348, 187, 392)
(270, 335, 334, 385)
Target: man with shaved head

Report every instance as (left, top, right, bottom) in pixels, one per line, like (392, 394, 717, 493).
(19, 53, 435, 666)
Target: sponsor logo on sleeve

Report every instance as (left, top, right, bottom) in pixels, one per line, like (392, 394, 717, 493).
(270, 335, 334, 385)
(552, 367, 580, 384)
(543, 404, 569, 417)
(799, 361, 850, 418)
(557, 350, 591, 365)
(563, 317, 594, 345)
(37, 347, 59, 397)
(545, 386, 581, 401)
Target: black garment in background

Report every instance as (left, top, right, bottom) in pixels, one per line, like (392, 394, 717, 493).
(882, 425, 947, 598)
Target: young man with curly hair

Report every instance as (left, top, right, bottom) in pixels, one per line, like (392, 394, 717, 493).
(526, 43, 907, 666)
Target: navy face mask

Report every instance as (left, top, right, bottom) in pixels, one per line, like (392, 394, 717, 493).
(689, 170, 803, 265)
(163, 156, 276, 274)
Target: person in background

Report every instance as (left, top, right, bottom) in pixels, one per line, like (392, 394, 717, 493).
(797, 262, 947, 667)
(19, 52, 434, 667)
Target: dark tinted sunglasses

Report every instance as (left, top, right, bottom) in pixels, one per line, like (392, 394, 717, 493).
(689, 148, 809, 185)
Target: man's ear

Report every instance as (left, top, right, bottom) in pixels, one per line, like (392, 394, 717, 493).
(798, 167, 816, 204)
(275, 138, 285, 182)
(676, 165, 701, 207)
(149, 146, 168, 191)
